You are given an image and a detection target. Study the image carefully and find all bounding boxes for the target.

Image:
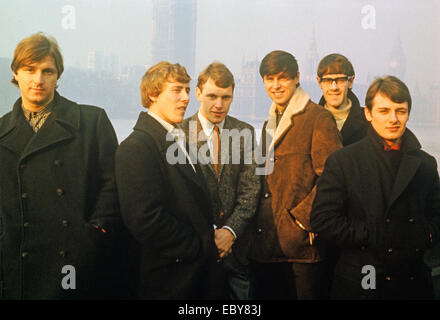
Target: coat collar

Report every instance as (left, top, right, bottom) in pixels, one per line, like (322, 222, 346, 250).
(319, 90, 366, 144)
(265, 86, 310, 151)
(366, 126, 423, 212)
(182, 112, 232, 180)
(0, 92, 81, 160)
(135, 112, 205, 189)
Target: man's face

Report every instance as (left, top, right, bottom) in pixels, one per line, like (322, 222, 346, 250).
(317, 73, 354, 109)
(263, 71, 299, 109)
(196, 78, 233, 124)
(149, 80, 190, 124)
(365, 93, 409, 146)
(13, 55, 58, 110)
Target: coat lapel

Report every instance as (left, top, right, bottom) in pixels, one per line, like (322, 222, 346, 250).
(266, 86, 310, 153)
(0, 93, 80, 161)
(386, 130, 422, 211)
(138, 113, 205, 190)
(0, 101, 35, 156)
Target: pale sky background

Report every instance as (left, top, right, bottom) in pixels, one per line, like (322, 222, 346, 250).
(1, 0, 439, 91)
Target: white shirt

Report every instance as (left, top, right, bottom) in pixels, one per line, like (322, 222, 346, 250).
(197, 111, 225, 155)
(148, 110, 196, 172)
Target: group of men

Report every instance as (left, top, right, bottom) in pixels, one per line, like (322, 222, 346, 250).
(0, 33, 438, 300)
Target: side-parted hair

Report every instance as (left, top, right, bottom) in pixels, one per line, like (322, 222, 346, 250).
(259, 50, 299, 81)
(197, 62, 235, 92)
(10, 32, 64, 86)
(140, 61, 191, 108)
(365, 75, 412, 113)
(317, 53, 355, 78)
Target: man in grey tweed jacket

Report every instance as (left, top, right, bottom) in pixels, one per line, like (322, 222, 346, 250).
(180, 62, 261, 299)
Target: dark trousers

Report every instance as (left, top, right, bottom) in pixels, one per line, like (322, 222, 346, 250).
(250, 261, 329, 300)
(223, 253, 252, 300)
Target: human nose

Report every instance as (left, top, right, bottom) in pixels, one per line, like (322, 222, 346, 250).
(388, 111, 398, 123)
(214, 97, 224, 109)
(330, 80, 338, 89)
(181, 90, 189, 102)
(272, 78, 281, 89)
(32, 71, 44, 85)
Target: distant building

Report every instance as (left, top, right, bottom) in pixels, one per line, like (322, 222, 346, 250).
(388, 35, 406, 80)
(151, 0, 197, 77)
(233, 58, 271, 123)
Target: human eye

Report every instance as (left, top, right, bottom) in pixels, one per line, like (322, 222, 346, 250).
(336, 77, 348, 85)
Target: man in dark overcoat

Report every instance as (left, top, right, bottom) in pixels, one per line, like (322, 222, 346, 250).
(311, 75, 440, 299)
(315, 53, 369, 297)
(0, 33, 127, 299)
(180, 62, 261, 299)
(115, 61, 223, 299)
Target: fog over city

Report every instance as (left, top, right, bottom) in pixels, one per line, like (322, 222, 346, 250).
(1, 0, 439, 159)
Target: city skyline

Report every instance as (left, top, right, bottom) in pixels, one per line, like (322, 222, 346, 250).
(1, 0, 439, 126)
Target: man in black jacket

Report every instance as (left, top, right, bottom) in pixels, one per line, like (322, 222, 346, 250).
(115, 61, 223, 299)
(315, 53, 369, 298)
(316, 53, 368, 146)
(0, 33, 128, 299)
(311, 76, 440, 299)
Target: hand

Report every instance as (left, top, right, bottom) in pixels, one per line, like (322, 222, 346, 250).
(215, 228, 235, 258)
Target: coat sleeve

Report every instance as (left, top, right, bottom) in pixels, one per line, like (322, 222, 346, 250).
(87, 109, 122, 234)
(289, 110, 342, 231)
(310, 153, 369, 248)
(224, 127, 262, 239)
(115, 136, 201, 261)
(425, 157, 440, 247)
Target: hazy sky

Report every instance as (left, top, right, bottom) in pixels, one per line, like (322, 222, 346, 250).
(0, 0, 439, 92)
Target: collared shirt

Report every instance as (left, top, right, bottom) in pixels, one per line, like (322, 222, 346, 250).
(148, 110, 196, 172)
(22, 98, 56, 132)
(197, 111, 237, 240)
(275, 106, 286, 128)
(384, 141, 401, 151)
(197, 111, 225, 155)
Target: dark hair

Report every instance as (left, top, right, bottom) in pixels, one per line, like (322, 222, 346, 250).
(11, 32, 64, 86)
(259, 50, 299, 80)
(317, 53, 354, 78)
(197, 61, 235, 91)
(365, 75, 412, 113)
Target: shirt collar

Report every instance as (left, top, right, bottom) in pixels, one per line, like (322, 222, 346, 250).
(197, 111, 225, 137)
(21, 95, 57, 120)
(383, 140, 401, 151)
(148, 110, 176, 133)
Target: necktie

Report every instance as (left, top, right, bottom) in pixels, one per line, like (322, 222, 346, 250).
(212, 125, 221, 177)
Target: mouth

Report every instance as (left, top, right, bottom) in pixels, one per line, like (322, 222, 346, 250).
(212, 111, 224, 117)
(387, 126, 400, 132)
(177, 106, 187, 113)
(272, 91, 285, 98)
